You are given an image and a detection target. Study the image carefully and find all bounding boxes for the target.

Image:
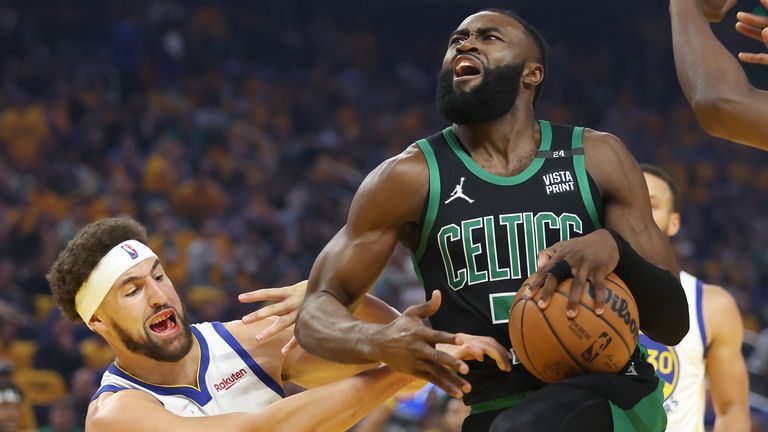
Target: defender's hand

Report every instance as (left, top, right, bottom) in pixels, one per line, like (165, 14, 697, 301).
(527, 229, 618, 318)
(239, 281, 307, 343)
(370, 291, 470, 399)
(437, 333, 512, 372)
(736, 2, 768, 64)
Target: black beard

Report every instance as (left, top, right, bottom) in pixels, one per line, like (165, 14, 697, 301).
(111, 305, 194, 363)
(436, 62, 525, 125)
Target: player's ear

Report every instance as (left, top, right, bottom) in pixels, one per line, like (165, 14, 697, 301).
(667, 212, 681, 237)
(89, 312, 107, 335)
(522, 62, 544, 89)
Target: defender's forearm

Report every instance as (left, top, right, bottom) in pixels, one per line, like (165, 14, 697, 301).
(273, 366, 413, 432)
(354, 294, 400, 324)
(713, 409, 751, 432)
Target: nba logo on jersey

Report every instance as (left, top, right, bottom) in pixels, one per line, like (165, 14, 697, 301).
(120, 244, 139, 259)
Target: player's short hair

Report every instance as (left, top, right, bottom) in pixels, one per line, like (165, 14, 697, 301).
(47, 217, 149, 322)
(480, 8, 548, 105)
(641, 164, 680, 212)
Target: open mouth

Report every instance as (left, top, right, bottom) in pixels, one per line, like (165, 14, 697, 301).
(148, 309, 179, 335)
(453, 56, 483, 80)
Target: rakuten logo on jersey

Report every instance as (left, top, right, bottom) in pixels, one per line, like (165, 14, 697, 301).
(213, 368, 248, 392)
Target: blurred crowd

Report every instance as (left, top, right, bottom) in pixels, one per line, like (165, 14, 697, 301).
(0, 0, 766, 430)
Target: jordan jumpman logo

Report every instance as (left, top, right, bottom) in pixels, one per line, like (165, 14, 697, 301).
(445, 177, 475, 204)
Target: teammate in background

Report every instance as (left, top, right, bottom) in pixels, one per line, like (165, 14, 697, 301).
(669, 0, 768, 149)
(295, 9, 688, 431)
(46, 217, 508, 432)
(641, 164, 750, 432)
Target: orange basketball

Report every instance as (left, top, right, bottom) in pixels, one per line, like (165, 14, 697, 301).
(508, 273, 640, 384)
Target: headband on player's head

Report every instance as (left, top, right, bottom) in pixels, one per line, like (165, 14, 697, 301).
(75, 240, 157, 329)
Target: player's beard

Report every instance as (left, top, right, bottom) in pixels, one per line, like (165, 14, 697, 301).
(111, 305, 194, 363)
(436, 62, 525, 125)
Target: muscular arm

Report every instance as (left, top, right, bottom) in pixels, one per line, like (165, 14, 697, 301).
(703, 284, 751, 431)
(670, 0, 768, 149)
(585, 131, 688, 344)
(296, 146, 471, 398)
(87, 367, 414, 432)
(282, 294, 401, 388)
(296, 146, 428, 364)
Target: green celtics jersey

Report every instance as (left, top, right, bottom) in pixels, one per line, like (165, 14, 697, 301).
(412, 120, 603, 405)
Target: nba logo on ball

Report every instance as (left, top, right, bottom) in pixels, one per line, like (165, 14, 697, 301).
(639, 334, 679, 400)
(120, 244, 139, 259)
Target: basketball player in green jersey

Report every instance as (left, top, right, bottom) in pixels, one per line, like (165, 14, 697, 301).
(294, 9, 689, 431)
(641, 165, 750, 431)
(670, 0, 768, 149)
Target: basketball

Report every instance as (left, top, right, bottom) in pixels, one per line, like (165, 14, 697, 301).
(508, 273, 640, 384)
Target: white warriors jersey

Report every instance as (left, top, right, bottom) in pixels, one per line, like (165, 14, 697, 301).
(92, 322, 284, 416)
(639, 271, 707, 432)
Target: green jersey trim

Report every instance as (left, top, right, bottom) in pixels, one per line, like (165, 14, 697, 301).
(442, 120, 552, 186)
(571, 127, 602, 228)
(413, 139, 442, 269)
(608, 378, 667, 431)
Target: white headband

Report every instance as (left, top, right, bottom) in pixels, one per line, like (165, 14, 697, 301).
(75, 240, 158, 327)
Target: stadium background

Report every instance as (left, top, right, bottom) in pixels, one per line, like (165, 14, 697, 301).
(0, 0, 766, 430)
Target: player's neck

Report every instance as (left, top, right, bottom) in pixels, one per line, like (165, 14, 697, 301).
(452, 103, 539, 172)
(113, 337, 201, 387)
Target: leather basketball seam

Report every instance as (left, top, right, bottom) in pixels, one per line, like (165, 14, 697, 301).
(539, 306, 591, 375)
(518, 298, 550, 382)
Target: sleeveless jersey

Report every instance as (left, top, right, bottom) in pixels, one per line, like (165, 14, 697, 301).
(412, 121, 604, 405)
(639, 271, 707, 432)
(91, 322, 284, 416)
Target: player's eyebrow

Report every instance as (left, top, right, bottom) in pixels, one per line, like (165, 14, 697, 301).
(450, 26, 503, 39)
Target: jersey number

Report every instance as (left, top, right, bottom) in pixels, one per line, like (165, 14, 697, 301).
(489, 292, 521, 365)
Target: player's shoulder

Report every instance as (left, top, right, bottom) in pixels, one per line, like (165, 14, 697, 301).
(366, 144, 429, 186)
(350, 143, 429, 223)
(88, 389, 162, 429)
(582, 128, 629, 158)
(702, 283, 739, 312)
(701, 283, 743, 339)
(579, 128, 640, 194)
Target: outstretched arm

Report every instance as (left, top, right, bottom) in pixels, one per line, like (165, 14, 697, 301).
(704, 284, 751, 432)
(295, 146, 471, 399)
(670, 0, 768, 149)
(87, 366, 415, 432)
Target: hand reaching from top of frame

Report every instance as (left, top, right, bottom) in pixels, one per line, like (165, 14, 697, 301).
(736, 0, 768, 64)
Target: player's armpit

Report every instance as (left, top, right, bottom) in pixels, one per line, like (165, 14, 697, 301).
(703, 285, 751, 432)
